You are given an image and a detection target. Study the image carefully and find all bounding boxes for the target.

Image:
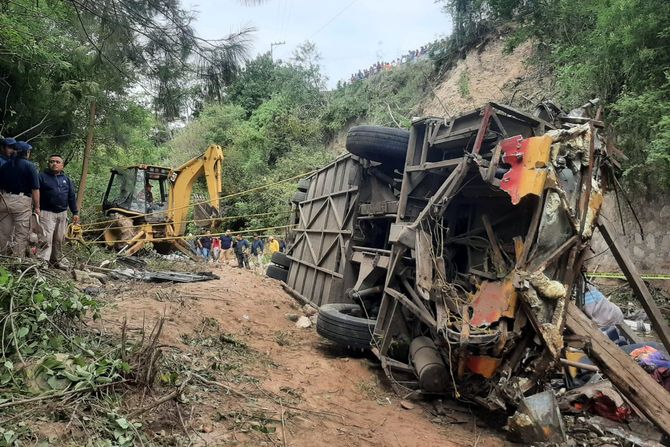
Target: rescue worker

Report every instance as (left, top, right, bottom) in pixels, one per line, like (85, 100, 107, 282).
(0, 141, 40, 257)
(250, 234, 264, 272)
(220, 230, 234, 264)
(196, 231, 212, 261)
(38, 154, 79, 266)
(144, 184, 154, 204)
(234, 234, 250, 269)
(0, 137, 16, 167)
(268, 236, 279, 254)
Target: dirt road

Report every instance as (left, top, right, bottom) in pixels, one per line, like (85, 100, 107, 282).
(99, 265, 512, 446)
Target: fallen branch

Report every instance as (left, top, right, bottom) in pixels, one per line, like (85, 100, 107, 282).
(280, 398, 288, 447)
(128, 375, 190, 419)
(385, 102, 402, 128)
(0, 380, 126, 410)
(192, 373, 254, 400)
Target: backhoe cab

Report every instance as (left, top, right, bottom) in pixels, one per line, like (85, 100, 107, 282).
(101, 144, 224, 257)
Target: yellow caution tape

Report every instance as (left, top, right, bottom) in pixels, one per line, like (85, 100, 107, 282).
(80, 224, 296, 245)
(586, 272, 670, 281)
(79, 170, 316, 229)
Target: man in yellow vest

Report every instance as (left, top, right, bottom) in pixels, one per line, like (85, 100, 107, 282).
(268, 236, 279, 254)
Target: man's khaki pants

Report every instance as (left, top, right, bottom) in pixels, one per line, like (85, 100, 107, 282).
(222, 248, 234, 264)
(38, 210, 68, 263)
(0, 193, 32, 257)
(250, 253, 264, 274)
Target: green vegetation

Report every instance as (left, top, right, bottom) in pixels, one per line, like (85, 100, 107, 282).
(167, 51, 435, 232)
(457, 70, 471, 99)
(0, 0, 253, 219)
(0, 259, 147, 445)
(3, 0, 668, 234)
(438, 0, 670, 191)
(0, 1, 437, 233)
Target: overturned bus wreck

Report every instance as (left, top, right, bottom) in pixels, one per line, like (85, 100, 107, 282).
(279, 102, 670, 434)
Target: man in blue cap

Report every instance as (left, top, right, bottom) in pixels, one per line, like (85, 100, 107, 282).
(38, 154, 79, 266)
(0, 137, 17, 167)
(0, 141, 40, 257)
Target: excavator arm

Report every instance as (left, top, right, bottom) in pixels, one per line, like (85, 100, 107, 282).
(168, 144, 224, 236)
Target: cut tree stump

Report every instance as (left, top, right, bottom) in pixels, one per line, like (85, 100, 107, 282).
(565, 301, 670, 437)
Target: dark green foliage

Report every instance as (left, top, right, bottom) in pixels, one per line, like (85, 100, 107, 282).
(322, 60, 433, 135)
(437, 0, 670, 190)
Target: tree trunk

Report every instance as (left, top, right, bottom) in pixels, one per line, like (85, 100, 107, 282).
(76, 99, 96, 212)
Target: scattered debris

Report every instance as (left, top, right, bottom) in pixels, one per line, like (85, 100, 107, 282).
(303, 304, 318, 317)
(107, 268, 219, 283)
(400, 400, 415, 410)
(282, 101, 670, 440)
(559, 380, 632, 422)
(508, 391, 566, 443)
(285, 313, 300, 322)
(295, 316, 312, 329)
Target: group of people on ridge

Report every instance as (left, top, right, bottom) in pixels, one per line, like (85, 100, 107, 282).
(347, 45, 431, 84)
(194, 231, 285, 271)
(0, 137, 78, 267)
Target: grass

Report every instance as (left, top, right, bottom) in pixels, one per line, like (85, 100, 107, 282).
(458, 70, 471, 99)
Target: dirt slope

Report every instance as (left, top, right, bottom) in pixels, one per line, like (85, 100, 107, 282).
(95, 266, 513, 446)
(422, 34, 552, 118)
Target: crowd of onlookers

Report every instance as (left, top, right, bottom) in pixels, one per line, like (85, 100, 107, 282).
(346, 44, 432, 84)
(192, 230, 286, 273)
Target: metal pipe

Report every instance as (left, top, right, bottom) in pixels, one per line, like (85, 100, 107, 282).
(347, 285, 384, 301)
(560, 358, 599, 373)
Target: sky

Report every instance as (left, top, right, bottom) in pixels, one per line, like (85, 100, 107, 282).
(185, 0, 453, 88)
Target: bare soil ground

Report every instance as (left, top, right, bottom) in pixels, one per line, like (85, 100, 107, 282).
(422, 34, 553, 118)
(92, 265, 513, 446)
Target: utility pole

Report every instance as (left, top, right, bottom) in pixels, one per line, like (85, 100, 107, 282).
(270, 41, 286, 61)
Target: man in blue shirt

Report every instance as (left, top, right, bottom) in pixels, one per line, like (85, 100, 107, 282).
(38, 154, 79, 265)
(0, 141, 40, 257)
(196, 232, 212, 261)
(0, 137, 16, 167)
(233, 234, 250, 269)
(250, 234, 265, 273)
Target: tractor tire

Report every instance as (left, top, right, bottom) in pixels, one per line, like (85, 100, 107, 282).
(345, 125, 410, 164)
(271, 252, 291, 269)
(297, 178, 311, 192)
(316, 303, 376, 350)
(291, 191, 307, 203)
(266, 264, 288, 282)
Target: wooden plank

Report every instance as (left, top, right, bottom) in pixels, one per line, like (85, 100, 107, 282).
(616, 322, 642, 345)
(565, 302, 670, 436)
(597, 220, 670, 353)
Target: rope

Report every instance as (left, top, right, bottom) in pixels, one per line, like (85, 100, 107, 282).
(80, 211, 291, 234)
(79, 169, 316, 229)
(586, 272, 670, 281)
(81, 224, 296, 245)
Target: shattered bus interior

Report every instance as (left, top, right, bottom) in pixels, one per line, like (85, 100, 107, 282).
(280, 101, 670, 437)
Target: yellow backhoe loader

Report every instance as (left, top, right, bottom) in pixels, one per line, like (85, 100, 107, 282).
(100, 144, 224, 257)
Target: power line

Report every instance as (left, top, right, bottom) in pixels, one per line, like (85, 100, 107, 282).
(309, 0, 359, 39)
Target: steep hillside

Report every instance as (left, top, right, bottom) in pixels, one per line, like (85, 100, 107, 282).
(422, 35, 549, 117)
